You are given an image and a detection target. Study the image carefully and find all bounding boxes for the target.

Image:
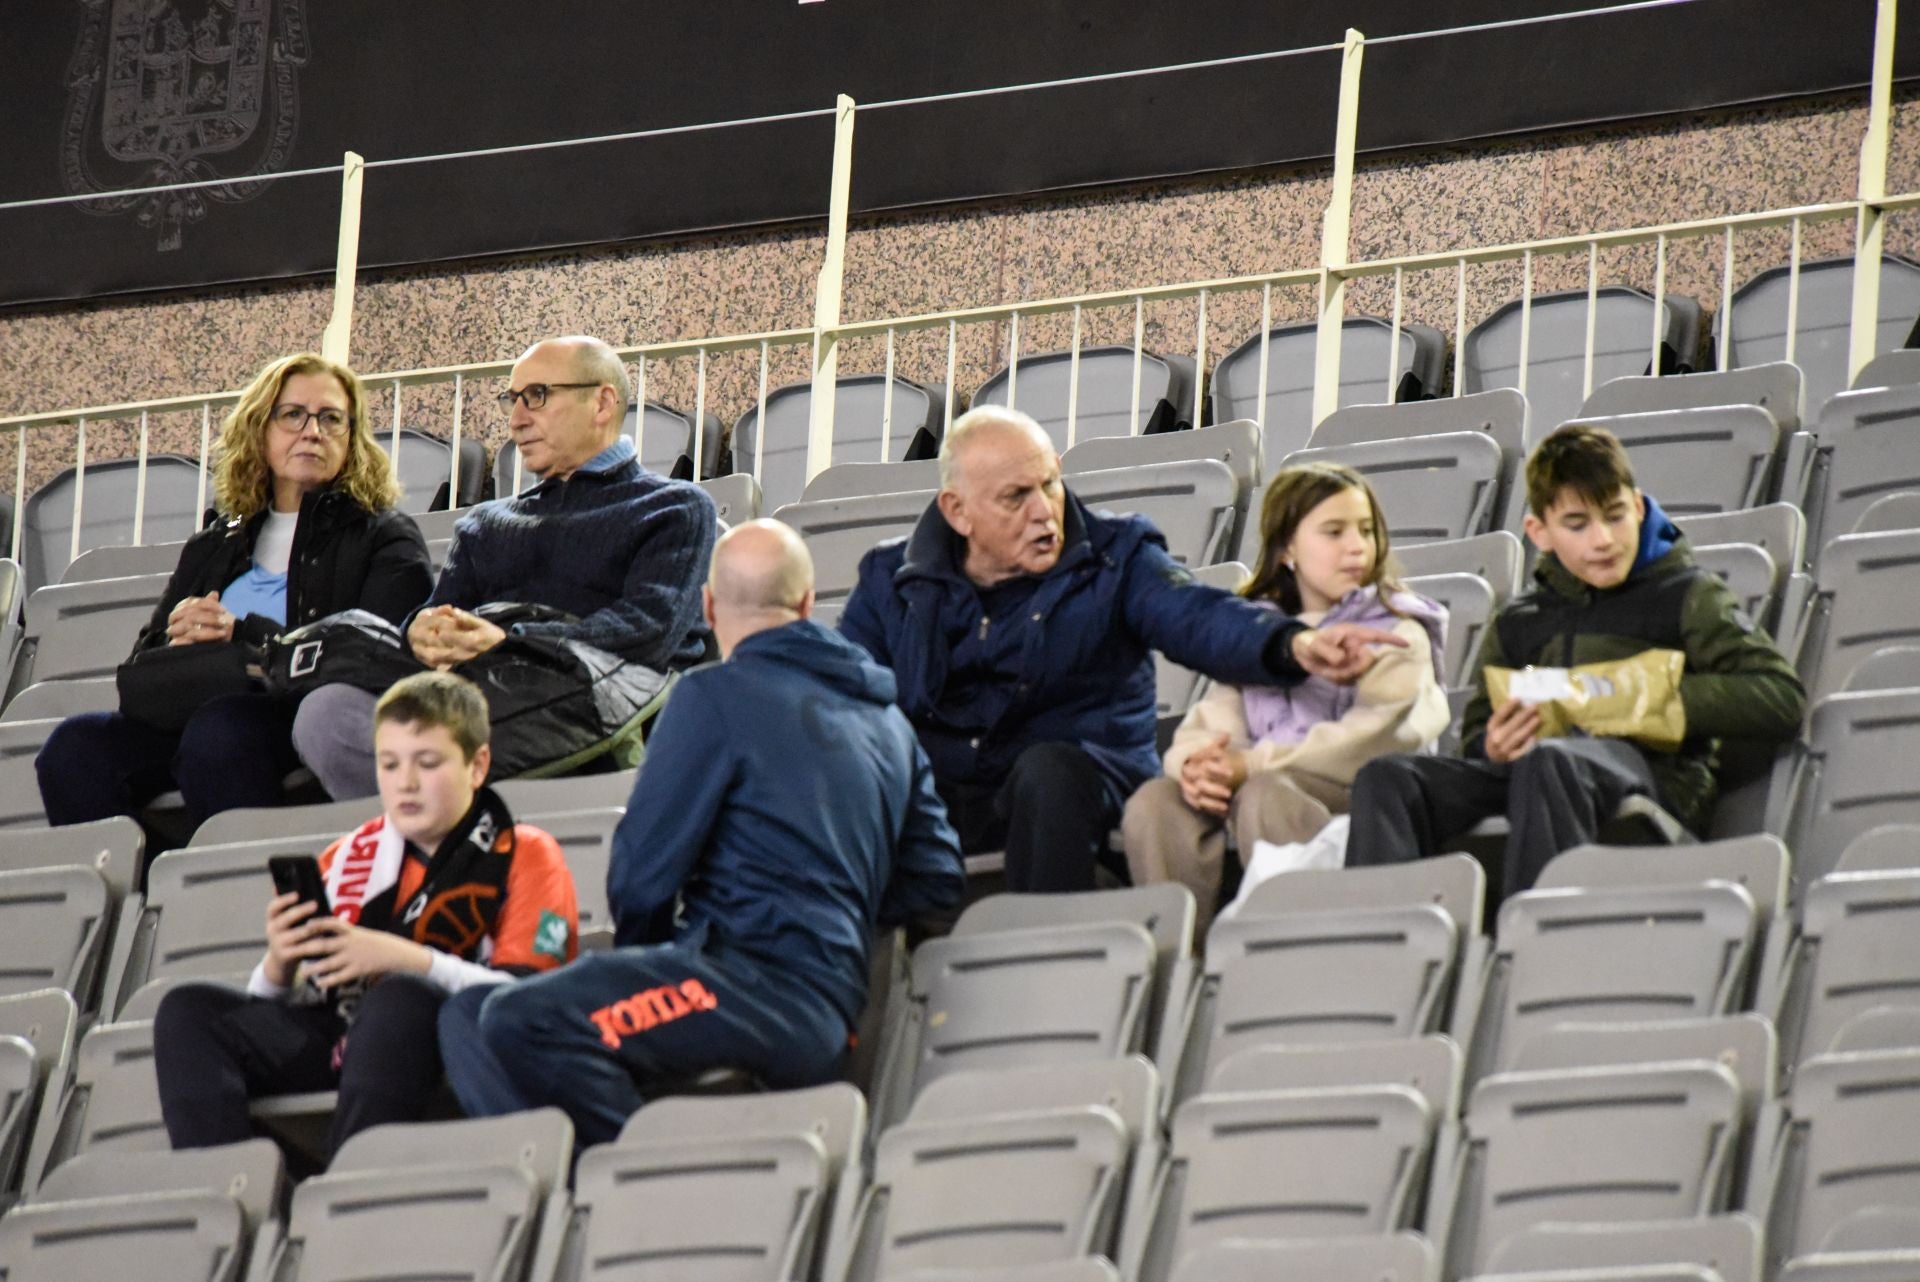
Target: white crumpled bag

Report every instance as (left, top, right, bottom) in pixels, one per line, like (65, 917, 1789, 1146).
(1215, 814, 1351, 924)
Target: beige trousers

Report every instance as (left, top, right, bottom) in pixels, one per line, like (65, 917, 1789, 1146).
(1122, 770, 1351, 939)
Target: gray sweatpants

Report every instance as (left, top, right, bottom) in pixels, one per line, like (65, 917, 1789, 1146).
(291, 683, 381, 801)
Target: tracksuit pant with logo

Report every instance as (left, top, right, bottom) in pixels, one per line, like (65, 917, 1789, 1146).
(439, 940, 849, 1146)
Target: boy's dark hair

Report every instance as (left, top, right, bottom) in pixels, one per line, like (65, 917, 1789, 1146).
(374, 671, 490, 760)
(1525, 424, 1638, 518)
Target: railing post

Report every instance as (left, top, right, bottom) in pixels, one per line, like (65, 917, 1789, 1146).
(807, 96, 857, 486)
(321, 150, 365, 364)
(1848, 0, 1897, 382)
(1312, 28, 1365, 429)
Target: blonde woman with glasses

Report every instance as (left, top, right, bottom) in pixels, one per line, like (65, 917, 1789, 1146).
(37, 352, 434, 833)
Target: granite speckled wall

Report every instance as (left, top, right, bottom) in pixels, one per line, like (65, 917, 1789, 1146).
(1, 88, 1915, 495)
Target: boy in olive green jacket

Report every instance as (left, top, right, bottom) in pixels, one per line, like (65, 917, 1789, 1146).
(1346, 424, 1805, 899)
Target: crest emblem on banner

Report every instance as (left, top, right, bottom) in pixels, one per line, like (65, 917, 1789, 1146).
(62, 0, 310, 251)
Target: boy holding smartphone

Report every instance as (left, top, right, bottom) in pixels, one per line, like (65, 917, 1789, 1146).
(153, 671, 579, 1159)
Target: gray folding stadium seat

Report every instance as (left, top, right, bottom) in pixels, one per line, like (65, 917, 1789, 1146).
(1429, 1061, 1744, 1279)
(0, 988, 76, 1203)
(772, 488, 932, 612)
(1544, 407, 1778, 517)
(1167, 855, 1484, 1107)
(1685, 502, 1808, 576)
(973, 346, 1197, 450)
(98, 841, 278, 1020)
(837, 1103, 1131, 1281)
(1395, 530, 1527, 600)
(262, 1109, 573, 1282)
(1767, 869, 1920, 1073)
(1205, 1033, 1464, 1119)
(1777, 688, 1920, 894)
(867, 921, 1156, 1134)
(1851, 491, 1920, 534)
(1067, 459, 1240, 567)
(1, 675, 116, 723)
(588, 1083, 866, 1282)
(1064, 419, 1262, 556)
(60, 538, 186, 584)
(521, 807, 622, 949)
(1406, 571, 1496, 688)
(1170, 1234, 1439, 1282)
(496, 400, 720, 497)
(0, 813, 141, 915)
(893, 1263, 1123, 1282)
(0, 867, 110, 1009)
(800, 459, 940, 503)
(1153, 562, 1248, 720)
(732, 375, 946, 514)
(186, 796, 371, 849)
(1796, 531, 1920, 701)
(0, 719, 59, 830)
(1508, 1015, 1777, 1136)
(1755, 1047, 1920, 1271)
(1311, 388, 1531, 534)
(1458, 880, 1758, 1084)
(1283, 431, 1505, 546)
(1123, 1085, 1435, 1282)
(1209, 315, 1449, 462)
(0, 1188, 248, 1281)
(1835, 824, 1920, 873)
(494, 768, 637, 815)
(21, 454, 205, 591)
(698, 470, 762, 525)
(39, 1019, 169, 1173)
(1484, 1217, 1762, 1282)
(1718, 254, 1920, 421)
(26, 1138, 287, 1275)
(1852, 348, 1920, 392)
(11, 572, 169, 692)
(1691, 543, 1780, 634)
(1797, 384, 1920, 557)
(1581, 363, 1805, 432)
(1466, 287, 1704, 438)
(378, 428, 486, 513)
(953, 885, 1196, 1060)
(408, 506, 466, 543)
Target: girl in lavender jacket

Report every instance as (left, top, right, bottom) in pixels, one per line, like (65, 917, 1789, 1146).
(1122, 462, 1451, 933)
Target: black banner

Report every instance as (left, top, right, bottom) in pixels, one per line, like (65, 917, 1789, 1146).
(0, 0, 1914, 309)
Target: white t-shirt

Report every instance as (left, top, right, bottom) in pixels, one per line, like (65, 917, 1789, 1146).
(253, 509, 298, 575)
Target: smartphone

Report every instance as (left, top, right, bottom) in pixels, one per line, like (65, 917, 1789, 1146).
(267, 855, 333, 917)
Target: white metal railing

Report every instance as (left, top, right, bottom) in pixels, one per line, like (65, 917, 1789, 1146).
(0, 0, 1903, 571)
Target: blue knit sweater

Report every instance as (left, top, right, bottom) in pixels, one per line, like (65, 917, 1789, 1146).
(430, 439, 716, 669)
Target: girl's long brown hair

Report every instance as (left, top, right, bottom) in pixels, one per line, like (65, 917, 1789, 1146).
(1240, 461, 1406, 614)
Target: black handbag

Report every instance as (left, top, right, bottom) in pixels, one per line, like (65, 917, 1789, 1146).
(116, 640, 264, 733)
(264, 609, 425, 700)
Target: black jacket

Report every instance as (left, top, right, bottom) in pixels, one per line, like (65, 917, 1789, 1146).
(132, 487, 433, 656)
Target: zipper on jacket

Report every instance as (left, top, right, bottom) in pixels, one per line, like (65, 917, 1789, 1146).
(978, 615, 990, 641)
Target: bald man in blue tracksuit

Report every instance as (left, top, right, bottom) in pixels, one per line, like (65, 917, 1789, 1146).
(438, 521, 963, 1144)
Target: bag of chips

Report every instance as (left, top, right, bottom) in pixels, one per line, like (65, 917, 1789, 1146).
(1485, 648, 1687, 751)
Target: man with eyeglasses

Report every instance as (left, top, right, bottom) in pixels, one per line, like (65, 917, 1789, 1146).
(292, 335, 717, 801)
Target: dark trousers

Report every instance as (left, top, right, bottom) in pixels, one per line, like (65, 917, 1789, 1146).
(36, 693, 303, 828)
(152, 975, 447, 1161)
(438, 943, 848, 1148)
(938, 741, 1128, 893)
(1345, 737, 1661, 900)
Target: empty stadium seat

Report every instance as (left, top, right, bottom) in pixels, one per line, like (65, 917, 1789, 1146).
(1406, 571, 1497, 687)
(1851, 491, 1920, 535)
(1545, 407, 1778, 517)
(972, 346, 1197, 450)
(773, 487, 930, 611)
(38, 1019, 169, 1173)
(60, 539, 185, 583)
(1283, 431, 1505, 545)
(1581, 363, 1804, 432)
(732, 374, 946, 513)
(1466, 286, 1704, 440)
(1852, 347, 1920, 392)
(1067, 459, 1240, 566)
(21, 455, 205, 591)
(1769, 869, 1920, 1072)
(521, 807, 622, 948)
(0, 988, 76, 1203)
(0, 868, 110, 1010)
(867, 921, 1156, 1133)
(1430, 1061, 1744, 1278)
(698, 470, 762, 525)
(1153, 562, 1248, 719)
(1459, 878, 1758, 1083)
(1394, 529, 1527, 599)
(0, 720, 60, 830)
(1755, 1047, 1920, 1271)
(1693, 542, 1780, 632)
(1309, 389, 1531, 533)
(1508, 1015, 1777, 1138)
(1686, 502, 1808, 576)
(1063, 419, 1262, 556)
(98, 841, 278, 1019)
(1834, 823, 1920, 873)
(1209, 315, 1448, 461)
(11, 572, 169, 693)
(1777, 688, 1920, 893)
(1796, 383, 1920, 557)
(1171, 1234, 1439, 1282)
(1718, 254, 1920, 421)
(800, 458, 940, 503)
(1205, 1033, 1464, 1117)
(1, 676, 116, 724)
(0, 1187, 247, 1280)
(378, 428, 486, 513)
(1797, 530, 1920, 701)
(1483, 1216, 1762, 1282)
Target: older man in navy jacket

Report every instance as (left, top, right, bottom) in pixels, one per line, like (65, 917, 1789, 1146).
(438, 520, 963, 1144)
(839, 406, 1401, 893)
